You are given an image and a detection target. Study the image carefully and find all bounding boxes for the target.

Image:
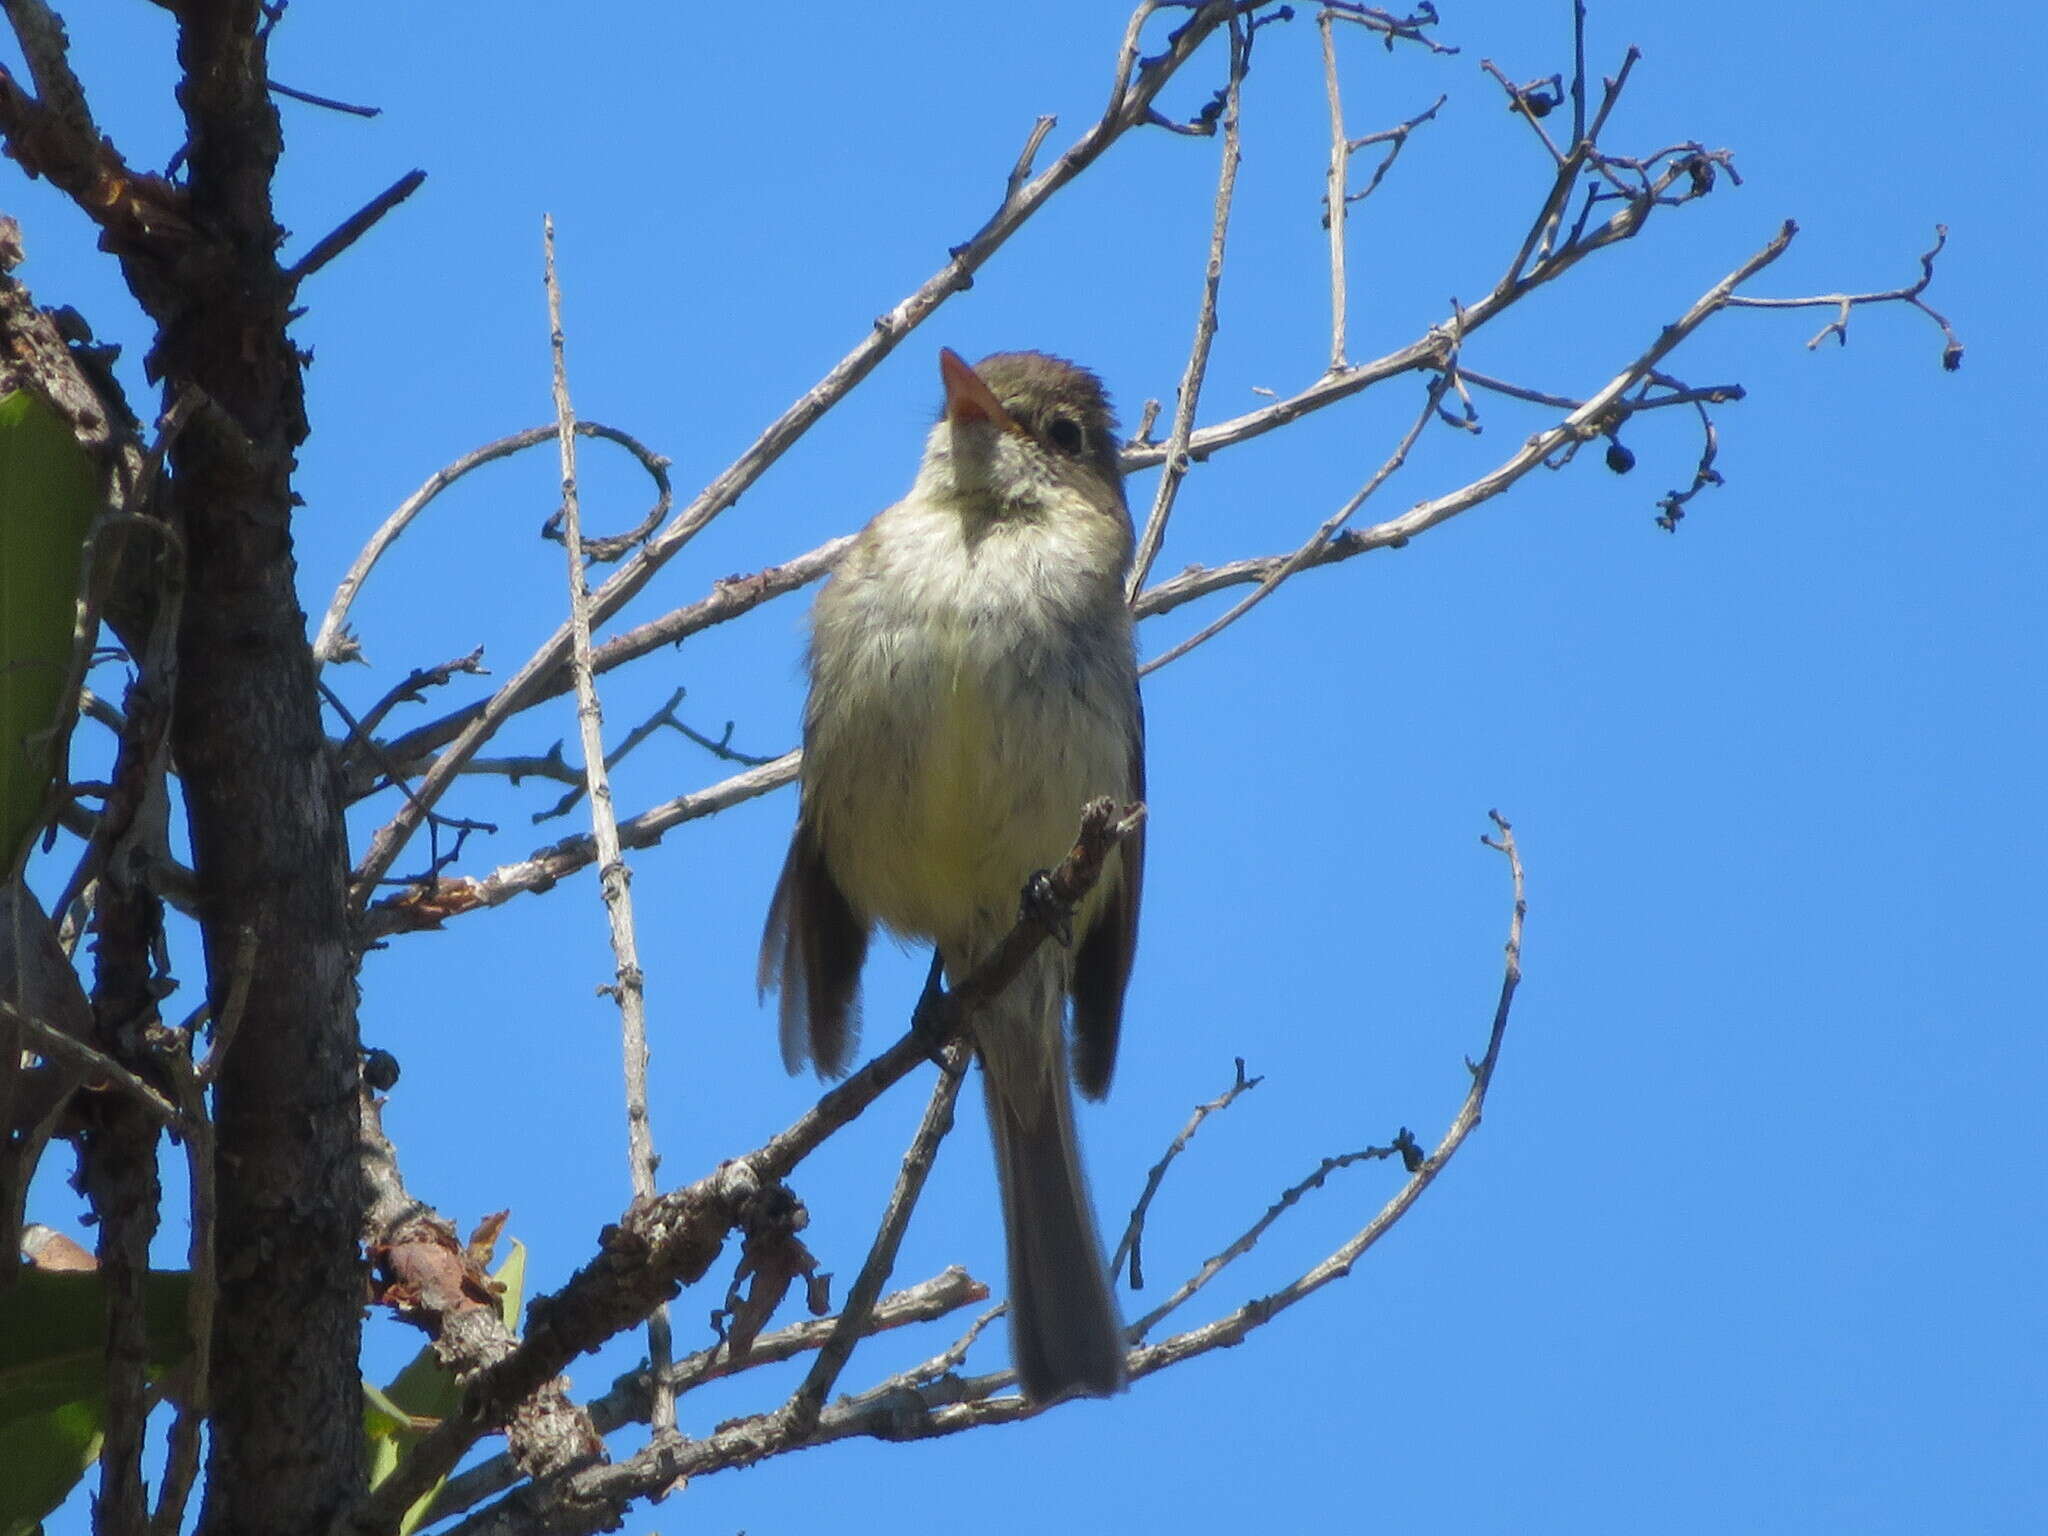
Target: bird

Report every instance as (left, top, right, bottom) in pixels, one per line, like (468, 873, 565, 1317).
(760, 347, 1145, 1402)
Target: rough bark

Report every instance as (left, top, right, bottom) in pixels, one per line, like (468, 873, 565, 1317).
(158, 7, 365, 1531)
(80, 863, 164, 1536)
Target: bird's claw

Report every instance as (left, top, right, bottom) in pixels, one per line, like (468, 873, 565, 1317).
(1021, 869, 1074, 947)
(911, 952, 966, 1075)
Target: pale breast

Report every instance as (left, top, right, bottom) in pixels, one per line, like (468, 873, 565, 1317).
(802, 498, 1137, 952)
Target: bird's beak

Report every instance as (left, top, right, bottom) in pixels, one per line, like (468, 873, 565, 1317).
(940, 348, 1021, 435)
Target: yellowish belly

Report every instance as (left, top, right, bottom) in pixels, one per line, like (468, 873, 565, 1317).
(819, 620, 1116, 952)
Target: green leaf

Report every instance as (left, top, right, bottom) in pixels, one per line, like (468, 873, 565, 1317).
(490, 1240, 525, 1332)
(0, 388, 100, 876)
(0, 1396, 103, 1536)
(0, 1269, 194, 1534)
(0, 1269, 193, 1422)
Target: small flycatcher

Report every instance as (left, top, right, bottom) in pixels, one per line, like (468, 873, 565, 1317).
(760, 349, 1144, 1402)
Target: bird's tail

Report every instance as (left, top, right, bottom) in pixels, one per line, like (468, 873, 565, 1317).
(976, 955, 1126, 1402)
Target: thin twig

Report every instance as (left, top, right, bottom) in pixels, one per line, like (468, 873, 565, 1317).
(464, 746, 579, 791)
(1130, 11, 1248, 596)
(1319, 10, 1350, 372)
(320, 679, 498, 888)
(543, 215, 673, 1433)
(1110, 1057, 1262, 1288)
(1122, 810, 1523, 1361)
(285, 168, 425, 285)
(363, 751, 797, 939)
(1143, 372, 1443, 674)
(313, 420, 671, 668)
(267, 78, 380, 117)
(782, 1044, 969, 1432)
(1448, 364, 1741, 416)
(1321, 1, 1457, 55)
(1138, 222, 1798, 666)
(1340, 93, 1447, 209)
(1726, 224, 1962, 367)
(343, 538, 848, 800)
(1127, 1130, 1420, 1340)
(196, 926, 255, 1088)
(1482, 57, 1567, 165)
(1653, 395, 1724, 532)
(426, 1269, 986, 1523)
(0, 996, 186, 1130)
(533, 686, 776, 823)
(352, 650, 490, 741)
(1006, 115, 1057, 199)
(1569, 0, 1588, 147)
(902, 1302, 1007, 1390)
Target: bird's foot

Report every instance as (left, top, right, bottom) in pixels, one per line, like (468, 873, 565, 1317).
(911, 952, 967, 1075)
(1020, 869, 1074, 947)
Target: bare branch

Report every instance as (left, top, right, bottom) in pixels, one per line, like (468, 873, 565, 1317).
(0, 8, 192, 254)
(352, 650, 490, 743)
(1321, 1, 1458, 55)
(1135, 222, 1797, 648)
(0, 996, 186, 1131)
(1480, 57, 1567, 165)
(531, 687, 776, 825)
(1653, 394, 1725, 532)
(426, 1269, 987, 1524)
(267, 79, 380, 118)
(314, 422, 672, 668)
(1130, 12, 1248, 595)
(2, 0, 97, 147)
(1319, 11, 1349, 371)
(1726, 224, 1962, 367)
(1340, 92, 1446, 206)
(285, 168, 425, 286)
(1127, 1129, 1421, 1339)
(1569, 0, 1588, 146)
(362, 751, 798, 940)
(782, 1045, 969, 1431)
(1116, 117, 1736, 484)
(1111, 1057, 1263, 1288)
(1006, 115, 1058, 199)
(1123, 810, 1523, 1363)
(343, 539, 844, 799)
(543, 215, 674, 1434)
(1143, 371, 1443, 673)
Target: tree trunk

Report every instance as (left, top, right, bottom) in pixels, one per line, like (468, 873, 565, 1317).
(157, 6, 366, 1531)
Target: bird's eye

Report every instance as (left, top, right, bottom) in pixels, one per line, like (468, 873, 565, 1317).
(1045, 415, 1085, 455)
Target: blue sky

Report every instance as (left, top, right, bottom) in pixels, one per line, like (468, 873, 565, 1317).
(13, 2, 2042, 1532)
